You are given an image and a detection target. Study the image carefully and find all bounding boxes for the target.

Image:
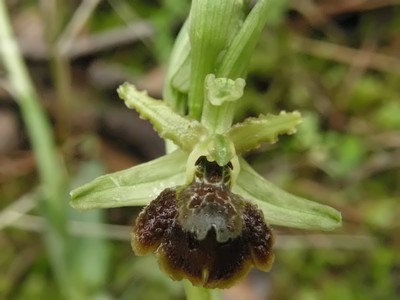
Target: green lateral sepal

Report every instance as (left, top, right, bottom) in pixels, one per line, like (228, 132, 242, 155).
(70, 150, 188, 210)
(234, 158, 342, 230)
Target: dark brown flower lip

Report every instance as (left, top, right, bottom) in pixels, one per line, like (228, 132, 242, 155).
(157, 198, 274, 289)
(131, 157, 274, 288)
(132, 187, 274, 288)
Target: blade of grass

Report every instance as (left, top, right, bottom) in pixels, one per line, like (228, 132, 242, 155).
(0, 2, 72, 297)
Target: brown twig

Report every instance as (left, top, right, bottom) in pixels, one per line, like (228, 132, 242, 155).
(318, 0, 400, 16)
(19, 21, 153, 60)
(291, 35, 400, 73)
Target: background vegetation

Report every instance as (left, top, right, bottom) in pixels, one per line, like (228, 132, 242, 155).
(0, 0, 399, 299)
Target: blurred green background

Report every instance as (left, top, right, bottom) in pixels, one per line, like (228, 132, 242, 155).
(0, 0, 399, 299)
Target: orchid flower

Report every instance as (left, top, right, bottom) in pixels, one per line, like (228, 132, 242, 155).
(70, 0, 341, 290)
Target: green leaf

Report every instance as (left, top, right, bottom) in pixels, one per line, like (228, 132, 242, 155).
(118, 82, 208, 152)
(165, 20, 191, 92)
(171, 54, 191, 93)
(70, 150, 188, 210)
(189, 0, 244, 119)
(234, 159, 342, 230)
(226, 111, 302, 154)
(217, 0, 274, 78)
(163, 20, 191, 114)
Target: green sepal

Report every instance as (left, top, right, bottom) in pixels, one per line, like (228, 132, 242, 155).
(226, 111, 302, 154)
(118, 82, 208, 152)
(70, 150, 188, 210)
(234, 158, 342, 230)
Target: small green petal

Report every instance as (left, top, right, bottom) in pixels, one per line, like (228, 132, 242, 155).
(118, 82, 208, 152)
(226, 111, 302, 154)
(234, 159, 342, 230)
(70, 150, 188, 210)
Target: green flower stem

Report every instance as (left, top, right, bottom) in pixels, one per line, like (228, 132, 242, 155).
(0, 1, 70, 295)
(183, 280, 220, 300)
